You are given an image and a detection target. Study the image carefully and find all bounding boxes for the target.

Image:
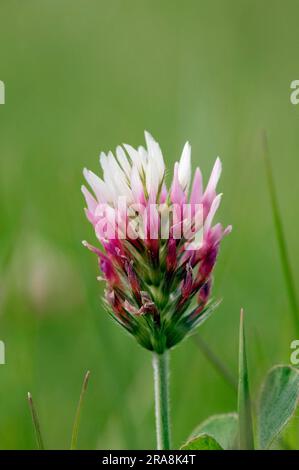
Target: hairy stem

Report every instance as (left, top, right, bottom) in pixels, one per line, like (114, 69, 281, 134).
(152, 351, 171, 450)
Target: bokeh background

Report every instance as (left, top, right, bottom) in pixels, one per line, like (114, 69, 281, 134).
(1, 0, 299, 449)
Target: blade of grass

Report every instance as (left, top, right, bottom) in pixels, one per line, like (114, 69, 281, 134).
(238, 309, 254, 449)
(70, 370, 91, 450)
(27, 392, 45, 450)
(193, 335, 237, 392)
(262, 131, 299, 335)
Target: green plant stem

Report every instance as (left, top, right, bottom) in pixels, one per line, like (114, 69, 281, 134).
(71, 370, 91, 450)
(152, 351, 171, 450)
(194, 335, 238, 392)
(262, 131, 299, 335)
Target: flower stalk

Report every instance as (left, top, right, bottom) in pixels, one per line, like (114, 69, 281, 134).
(153, 351, 171, 450)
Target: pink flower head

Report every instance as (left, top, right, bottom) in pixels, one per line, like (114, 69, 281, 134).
(82, 132, 231, 352)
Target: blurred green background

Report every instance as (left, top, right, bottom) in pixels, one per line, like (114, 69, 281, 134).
(1, 0, 299, 449)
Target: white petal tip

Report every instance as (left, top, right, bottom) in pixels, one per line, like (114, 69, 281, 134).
(144, 130, 152, 138)
(99, 151, 106, 162)
(144, 130, 156, 146)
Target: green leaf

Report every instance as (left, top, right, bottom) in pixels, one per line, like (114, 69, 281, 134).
(190, 413, 238, 450)
(262, 132, 299, 335)
(70, 371, 91, 450)
(180, 433, 223, 450)
(27, 392, 45, 450)
(237, 309, 254, 449)
(258, 365, 299, 449)
(193, 336, 238, 392)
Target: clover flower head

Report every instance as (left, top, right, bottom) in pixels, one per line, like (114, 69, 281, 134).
(82, 132, 231, 353)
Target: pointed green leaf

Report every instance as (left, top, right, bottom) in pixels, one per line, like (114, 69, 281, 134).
(180, 433, 223, 450)
(258, 365, 299, 449)
(27, 393, 45, 450)
(237, 309, 254, 449)
(190, 413, 238, 450)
